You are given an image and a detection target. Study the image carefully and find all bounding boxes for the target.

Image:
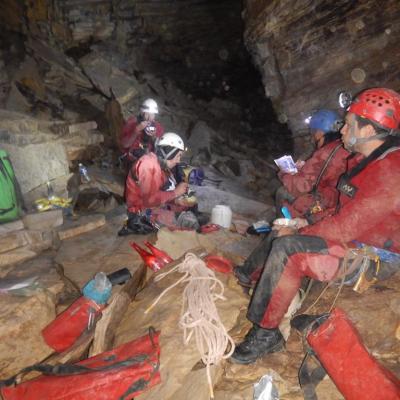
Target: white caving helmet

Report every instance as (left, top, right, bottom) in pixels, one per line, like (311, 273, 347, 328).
(156, 132, 185, 160)
(140, 98, 159, 114)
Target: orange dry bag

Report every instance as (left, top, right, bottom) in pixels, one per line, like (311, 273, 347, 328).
(297, 308, 400, 400)
(42, 297, 104, 352)
(1, 328, 161, 400)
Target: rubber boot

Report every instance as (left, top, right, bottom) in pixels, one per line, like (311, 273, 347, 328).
(230, 325, 284, 365)
(234, 265, 253, 287)
(118, 213, 157, 236)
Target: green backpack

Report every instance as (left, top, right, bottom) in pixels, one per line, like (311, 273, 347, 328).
(0, 149, 22, 223)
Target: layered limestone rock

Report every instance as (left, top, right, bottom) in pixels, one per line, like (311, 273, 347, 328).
(0, 256, 65, 379)
(243, 0, 400, 148)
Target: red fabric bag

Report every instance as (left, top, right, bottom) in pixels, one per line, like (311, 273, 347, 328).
(1, 329, 161, 400)
(42, 297, 104, 352)
(307, 308, 400, 400)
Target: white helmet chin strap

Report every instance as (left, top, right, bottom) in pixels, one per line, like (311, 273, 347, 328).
(159, 146, 178, 160)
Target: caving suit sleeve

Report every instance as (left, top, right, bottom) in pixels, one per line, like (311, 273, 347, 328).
(135, 155, 177, 208)
(279, 144, 332, 197)
(120, 117, 139, 151)
(301, 153, 400, 247)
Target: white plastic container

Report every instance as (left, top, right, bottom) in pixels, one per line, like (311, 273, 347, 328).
(211, 205, 232, 229)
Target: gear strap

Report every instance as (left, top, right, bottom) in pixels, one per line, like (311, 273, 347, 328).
(339, 136, 400, 188)
(292, 314, 330, 400)
(311, 143, 343, 195)
(0, 327, 159, 388)
(298, 352, 327, 400)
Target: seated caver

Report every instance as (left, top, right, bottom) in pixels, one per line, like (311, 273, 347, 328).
(231, 87, 400, 365)
(119, 98, 164, 164)
(276, 109, 351, 223)
(118, 132, 197, 236)
(238, 110, 357, 288)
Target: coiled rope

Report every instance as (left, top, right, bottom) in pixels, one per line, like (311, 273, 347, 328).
(145, 252, 235, 398)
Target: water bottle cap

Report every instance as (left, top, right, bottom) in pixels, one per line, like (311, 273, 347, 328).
(94, 272, 111, 291)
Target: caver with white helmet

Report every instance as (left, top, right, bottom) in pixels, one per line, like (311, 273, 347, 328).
(119, 131, 189, 236)
(138, 98, 159, 136)
(156, 132, 186, 161)
(119, 97, 164, 160)
(140, 98, 159, 115)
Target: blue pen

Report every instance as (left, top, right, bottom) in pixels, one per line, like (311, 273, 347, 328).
(281, 207, 292, 220)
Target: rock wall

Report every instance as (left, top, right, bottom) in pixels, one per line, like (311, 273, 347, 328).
(0, 0, 246, 102)
(243, 0, 400, 144)
(0, 0, 294, 202)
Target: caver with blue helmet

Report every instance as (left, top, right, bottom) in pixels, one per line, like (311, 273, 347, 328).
(308, 109, 343, 149)
(239, 109, 351, 291)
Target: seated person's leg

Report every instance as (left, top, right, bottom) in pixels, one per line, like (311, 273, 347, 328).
(234, 231, 277, 285)
(231, 234, 341, 364)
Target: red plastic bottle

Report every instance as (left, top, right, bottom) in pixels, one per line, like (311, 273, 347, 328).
(144, 241, 174, 264)
(130, 242, 165, 272)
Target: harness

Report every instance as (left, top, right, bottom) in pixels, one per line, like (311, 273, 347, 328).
(338, 137, 400, 200)
(305, 143, 344, 216)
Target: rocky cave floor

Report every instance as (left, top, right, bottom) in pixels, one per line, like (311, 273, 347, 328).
(0, 198, 399, 400)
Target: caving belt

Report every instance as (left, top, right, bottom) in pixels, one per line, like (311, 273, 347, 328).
(1, 327, 161, 400)
(291, 308, 400, 400)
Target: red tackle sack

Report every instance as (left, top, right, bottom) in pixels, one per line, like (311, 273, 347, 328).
(306, 308, 400, 400)
(1, 328, 161, 400)
(42, 296, 105, 352)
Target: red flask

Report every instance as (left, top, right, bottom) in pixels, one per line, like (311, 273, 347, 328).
(130, 242, 165, 272)
(144, 241, 174, 264)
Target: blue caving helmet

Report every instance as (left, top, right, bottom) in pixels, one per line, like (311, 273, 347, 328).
(309, 109, 342, 134)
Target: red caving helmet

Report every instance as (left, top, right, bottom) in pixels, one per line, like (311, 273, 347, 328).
(348, 88, 400, 130)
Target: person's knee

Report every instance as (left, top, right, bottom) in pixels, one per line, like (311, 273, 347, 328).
(273, 235, 301, 253)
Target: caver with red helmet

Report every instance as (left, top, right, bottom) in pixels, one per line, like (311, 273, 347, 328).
(341, 88, 400, 151)
(231, 88, 400, 366)
(348, 88, 400, 131)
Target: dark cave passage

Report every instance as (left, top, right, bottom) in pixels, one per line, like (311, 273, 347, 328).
(0, 0, 294, 159)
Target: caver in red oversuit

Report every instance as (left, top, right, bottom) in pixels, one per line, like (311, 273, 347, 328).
(119, 98, 164, 164)
(118, 132, 196, 236)
(277, 109, 349, 223)
(237, 112, 351, 288)
(231, 88, 400, 364)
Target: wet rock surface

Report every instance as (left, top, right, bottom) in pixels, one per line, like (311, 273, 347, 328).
(0, 255, 65, 379)
(243, 0, 400, 146)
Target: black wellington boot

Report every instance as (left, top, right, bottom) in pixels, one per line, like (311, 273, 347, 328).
(230, 325, 284, 365)
(233, 265, 252, 287)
